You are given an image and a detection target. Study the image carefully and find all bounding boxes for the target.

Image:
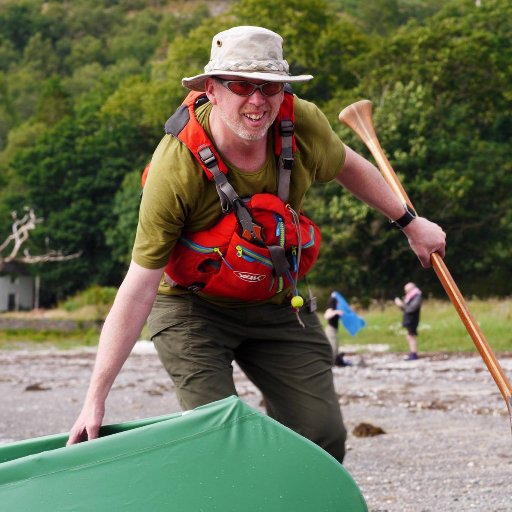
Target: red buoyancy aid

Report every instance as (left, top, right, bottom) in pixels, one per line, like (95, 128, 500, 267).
(144, 90, 321, 302)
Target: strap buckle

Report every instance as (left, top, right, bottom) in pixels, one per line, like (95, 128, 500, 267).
(198, 146, 218, 169)
(233, 199, 264, 244)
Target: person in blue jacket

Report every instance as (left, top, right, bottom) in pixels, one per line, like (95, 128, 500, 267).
(324, 291, 365, 366)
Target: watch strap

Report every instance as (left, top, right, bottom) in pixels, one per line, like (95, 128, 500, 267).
(390, 205, 417, 229)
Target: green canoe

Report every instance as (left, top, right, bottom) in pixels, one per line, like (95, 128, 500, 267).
(0, 396, 367, 511)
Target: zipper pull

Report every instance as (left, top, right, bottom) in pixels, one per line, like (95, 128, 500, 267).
(213, 247, 233, 269)
(274, 214, 281, 237)
(291, 247, 298, 272)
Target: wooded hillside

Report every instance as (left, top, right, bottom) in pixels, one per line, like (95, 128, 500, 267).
(0, 0, 509, 304)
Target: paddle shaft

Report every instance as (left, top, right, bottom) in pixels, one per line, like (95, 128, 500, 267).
(339, 100, 512, 419)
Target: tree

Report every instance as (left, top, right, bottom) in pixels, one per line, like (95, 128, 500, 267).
(229, 0, 371, 102)
(0, 0, 211, 304)
(1, 0, 510, 302)
(0, 207, 80, 271)
(329, 0, 512, 296)
(105, 170, 142, 267)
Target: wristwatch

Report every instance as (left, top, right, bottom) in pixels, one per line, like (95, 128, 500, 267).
(389, 204, 417, 229)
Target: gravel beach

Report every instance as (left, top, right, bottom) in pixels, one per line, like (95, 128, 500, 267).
(1, 343, 511, 512)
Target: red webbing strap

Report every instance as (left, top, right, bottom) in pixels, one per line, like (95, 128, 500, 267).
(164, 92, 236, 212)
(141, 161, 151, 187)
(174, 91, 228, 181)
(273, 92, 296, 155)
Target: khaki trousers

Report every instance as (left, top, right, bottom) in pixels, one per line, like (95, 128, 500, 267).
(324, 324, 339, 362)
(148, 293, 347, 463)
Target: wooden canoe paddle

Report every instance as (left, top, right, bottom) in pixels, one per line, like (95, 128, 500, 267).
(339, 99, 512, 431)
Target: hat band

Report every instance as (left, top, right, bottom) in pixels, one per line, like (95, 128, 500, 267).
(204, 59, 290, 75)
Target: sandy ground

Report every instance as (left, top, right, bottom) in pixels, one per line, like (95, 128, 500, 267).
(1, 343, 511, 512)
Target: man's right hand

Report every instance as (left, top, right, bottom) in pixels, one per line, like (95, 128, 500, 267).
(402, 216, 446, 268)
(66, 401, 105, 446)
(65, 261, 165, 446)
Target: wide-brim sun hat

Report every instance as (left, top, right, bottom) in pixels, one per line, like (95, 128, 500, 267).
(182, 26, 313, 92)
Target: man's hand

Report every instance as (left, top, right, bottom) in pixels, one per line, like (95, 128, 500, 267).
(65, 261, 164, 447)
(66, 401, 105, 446)
(324, 308, 344, 320)
(402, 216, 446, 268)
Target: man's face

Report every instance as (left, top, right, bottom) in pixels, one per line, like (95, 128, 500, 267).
(206, 76, 284, 141)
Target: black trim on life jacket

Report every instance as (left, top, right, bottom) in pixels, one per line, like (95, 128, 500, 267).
(164, 94, 209, 138)
(164, 104, 189, 137)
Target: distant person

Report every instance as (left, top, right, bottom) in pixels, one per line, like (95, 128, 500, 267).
(394, 282, 422, 360)
(324, 293, 344, 365)
(324, 291, 365, 366)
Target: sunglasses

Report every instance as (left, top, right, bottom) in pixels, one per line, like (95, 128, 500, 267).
(215, 78, 284, 97)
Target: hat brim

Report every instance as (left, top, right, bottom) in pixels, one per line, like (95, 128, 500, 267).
(182, 71, 313, 92)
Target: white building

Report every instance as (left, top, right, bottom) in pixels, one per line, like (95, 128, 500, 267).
(0, 263, 35, 311)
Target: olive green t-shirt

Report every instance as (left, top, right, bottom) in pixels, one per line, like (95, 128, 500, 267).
(133, 95, 345, 303)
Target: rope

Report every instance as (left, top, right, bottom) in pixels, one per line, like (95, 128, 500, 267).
(205, 59, 290, 74)
(286, 204, 305, 328)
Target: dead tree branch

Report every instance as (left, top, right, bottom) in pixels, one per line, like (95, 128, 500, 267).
(0, 207, 81, 271)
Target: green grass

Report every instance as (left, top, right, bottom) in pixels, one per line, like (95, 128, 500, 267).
(1, 297, 511, 354)
(335, 299, 512, 353)
(0, 328, 100, 350)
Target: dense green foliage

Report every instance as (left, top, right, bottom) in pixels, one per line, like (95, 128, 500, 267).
(0, 0, 510, 305)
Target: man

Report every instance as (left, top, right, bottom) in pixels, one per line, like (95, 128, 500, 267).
(67, 26, 446, 464)
(394, 282, 423, 360)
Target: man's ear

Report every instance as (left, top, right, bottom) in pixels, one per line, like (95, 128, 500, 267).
(204, 78, 217, 105)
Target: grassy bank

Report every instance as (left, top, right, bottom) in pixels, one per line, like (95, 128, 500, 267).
(0, 298, 511, 354)
(0, 328, 101, 350)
